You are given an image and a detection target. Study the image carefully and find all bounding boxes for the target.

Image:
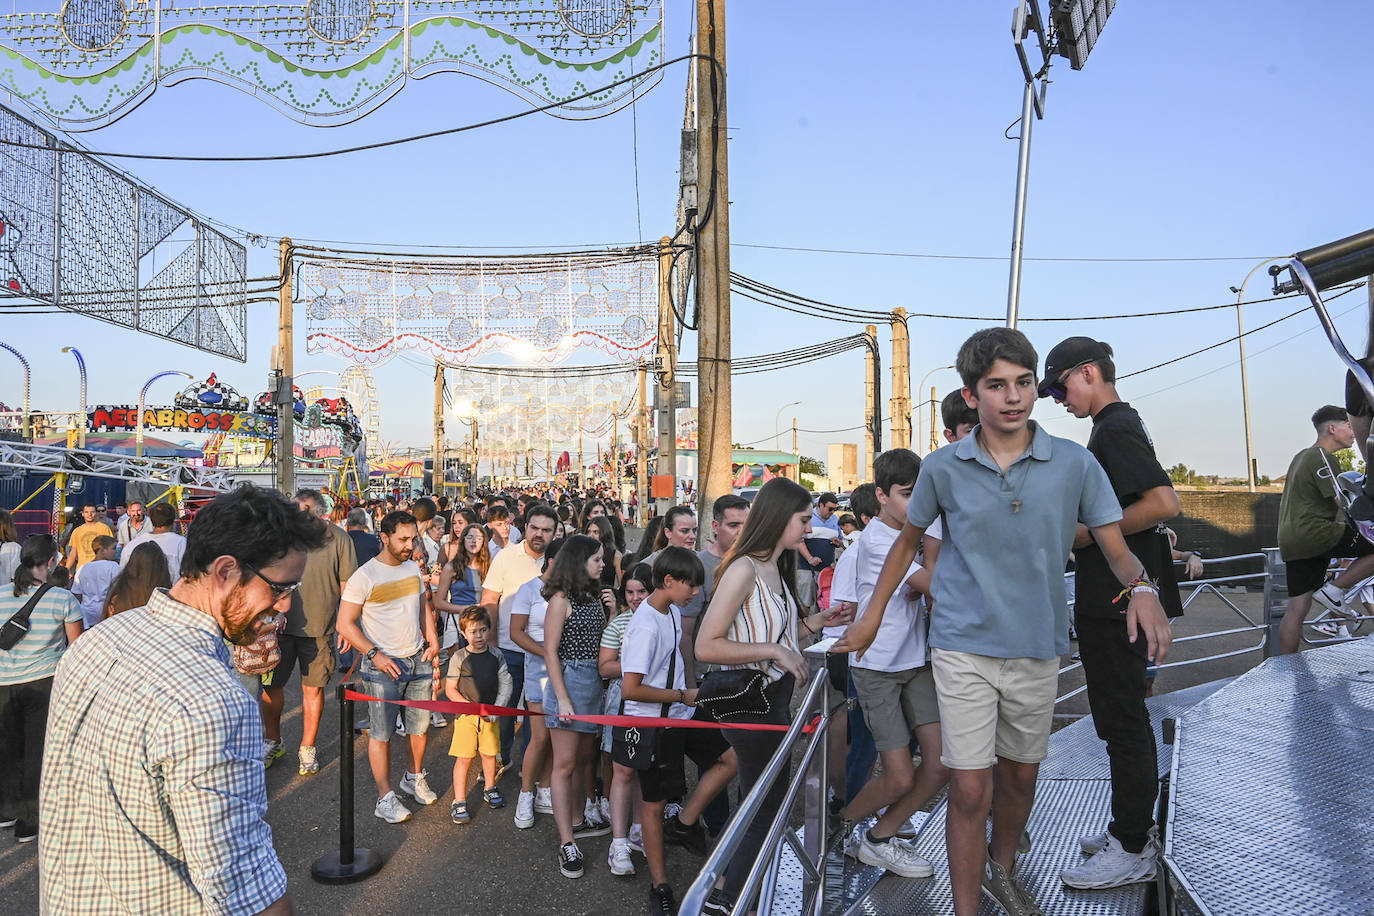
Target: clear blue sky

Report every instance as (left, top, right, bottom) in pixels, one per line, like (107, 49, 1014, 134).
(5, 0, 1374, 479)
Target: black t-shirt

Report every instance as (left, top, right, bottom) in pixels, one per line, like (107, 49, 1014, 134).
(457, 647, 502, 704)
(1345, 357, 1374, 418)
(348, 530, 381, 566)
(1074, 401, 1183, 620)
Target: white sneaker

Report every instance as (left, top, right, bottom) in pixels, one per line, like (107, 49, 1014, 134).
(395, 713, 407, 737)
(430, 711, 448, 728)
(1314, 582, 1358, 619)
(1061, 833, 1158, 889)
(400, 769, 439, 806)
(628, 823, 644, 854)
(599, 795, 612, 824)
(608, 838, 636, 876)
(843, 823, 864, 859)
(584, 798, 609, 831)
(534, 786, 554, 814)
(297, 745, 319, 775)
(664, 801, 683, 821)
(375, 791, 412, 824)
(514, 791, 536, 829)
(1314, 621, 1354, 639)
(1079, 830, 1110, 857)
(855, 830, 934, 878)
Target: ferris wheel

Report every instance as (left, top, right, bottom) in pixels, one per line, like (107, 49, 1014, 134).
(339, 365, 381, 455)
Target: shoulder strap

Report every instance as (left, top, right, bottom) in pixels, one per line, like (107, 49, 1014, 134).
(7, 582, 54, 629)
(660, 612, 679, 718)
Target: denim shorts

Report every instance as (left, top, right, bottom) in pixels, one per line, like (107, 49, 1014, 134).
(543, 657, 603, 734)
(601, 678, 623, 752)
(358, 652, 434, 739)
(525, 652, 548, 708)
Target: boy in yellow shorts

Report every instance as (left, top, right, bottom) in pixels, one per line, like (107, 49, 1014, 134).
(446, 605, 513, 824)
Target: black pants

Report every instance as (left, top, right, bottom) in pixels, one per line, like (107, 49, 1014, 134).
(720, 675, 794, 903)
(1076, 617, 1158, 853)
(0, 676, 53, 826)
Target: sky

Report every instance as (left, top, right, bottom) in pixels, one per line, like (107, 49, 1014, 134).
(4, 0, 1374, 481)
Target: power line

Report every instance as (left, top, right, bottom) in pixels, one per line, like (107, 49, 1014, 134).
(734, 243, 1281, 263)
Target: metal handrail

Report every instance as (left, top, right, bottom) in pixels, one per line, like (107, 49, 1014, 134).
(680, 658, 833, 916)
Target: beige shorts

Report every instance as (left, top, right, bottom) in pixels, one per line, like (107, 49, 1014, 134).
(930, 647, 1059, 770)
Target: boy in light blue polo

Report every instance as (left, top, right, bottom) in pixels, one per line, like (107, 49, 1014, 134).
(838, 327, 1172, 916)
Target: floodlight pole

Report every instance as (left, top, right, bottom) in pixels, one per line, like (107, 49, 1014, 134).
(1006, 0, 1051, 329)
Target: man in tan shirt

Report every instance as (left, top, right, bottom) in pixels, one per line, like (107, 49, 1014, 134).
(66, 504, 114, 574)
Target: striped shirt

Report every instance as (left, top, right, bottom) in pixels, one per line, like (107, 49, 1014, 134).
(600, 609, 634, 653)
(39, 588, 287, 915)
(723, 558, 800, 679)
(0, 584, 81, 685)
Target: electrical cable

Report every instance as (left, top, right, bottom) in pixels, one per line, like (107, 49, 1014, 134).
(0, 53, 724, 164)
(733, 243, 1282, 263)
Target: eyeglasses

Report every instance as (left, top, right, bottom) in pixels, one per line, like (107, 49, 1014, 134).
(1042, 359, 1094, 401)
(243, 564, 302, 601)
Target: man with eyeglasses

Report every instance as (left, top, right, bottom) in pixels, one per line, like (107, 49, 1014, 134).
(259, 489, 358, 775)
(39, 484, 326, 915)
(337, 509, 441, 824)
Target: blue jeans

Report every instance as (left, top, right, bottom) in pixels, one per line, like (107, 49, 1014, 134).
(357, 652, 434, 738)
(499, 648, 528, 765)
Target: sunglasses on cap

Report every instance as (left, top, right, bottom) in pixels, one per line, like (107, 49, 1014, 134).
(1041, 359, 1095, 401)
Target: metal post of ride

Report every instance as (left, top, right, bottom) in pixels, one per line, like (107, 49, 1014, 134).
(1263, 547, 1287, 658)
(311, 684, 383, 883)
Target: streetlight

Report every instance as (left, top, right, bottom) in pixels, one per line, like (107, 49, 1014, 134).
(62, 347, 87, 449)
(1229, 257, 1287, 492)
(137, 371, 193, 458)
(914, 365, 956, 454)
(775, 401, 801, 450)
(0, 342, 31, 439)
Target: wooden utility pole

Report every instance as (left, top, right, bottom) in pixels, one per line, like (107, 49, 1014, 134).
(792, 417, 798, 454)
(695, 0, 730, 523)
(433, 362, 445, 495)
(656, 236, 677, 514)
(612, 402, 621, 498)
(276, 237, 295, 496)
(637, 363, 649, 525)
(890, 309, 911, 450)
(578, 429, 584, 490)
(864, 324, 882, 473)
(929, 386, 938, 453)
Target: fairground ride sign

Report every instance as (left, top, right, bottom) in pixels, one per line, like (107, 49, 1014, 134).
(89, 406, 275, 439)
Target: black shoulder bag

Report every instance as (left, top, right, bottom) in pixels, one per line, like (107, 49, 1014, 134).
(611, 614, 677, 771)
(696, 575, 794, 722)
(0, 583, 55, 651)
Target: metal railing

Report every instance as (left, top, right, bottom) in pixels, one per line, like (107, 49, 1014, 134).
(679, 643, 837, 916)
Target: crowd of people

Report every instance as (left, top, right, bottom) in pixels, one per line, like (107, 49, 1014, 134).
(2, 325, 1330, 916)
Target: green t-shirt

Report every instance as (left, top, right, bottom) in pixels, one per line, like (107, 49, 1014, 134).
(1278, 446, 1346, 561)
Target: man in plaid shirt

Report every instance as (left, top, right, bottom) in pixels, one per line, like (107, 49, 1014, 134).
(38, 485, 327, 915)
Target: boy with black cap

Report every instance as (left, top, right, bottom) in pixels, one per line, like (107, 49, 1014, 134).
(1040, 336, 1183, 890)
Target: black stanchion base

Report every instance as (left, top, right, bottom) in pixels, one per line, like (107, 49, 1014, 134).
(310, 847, 384, 884)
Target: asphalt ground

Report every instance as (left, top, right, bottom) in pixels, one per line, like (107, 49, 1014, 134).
(1, 556, 1293, 915)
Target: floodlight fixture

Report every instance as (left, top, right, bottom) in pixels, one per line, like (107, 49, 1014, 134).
(1051, 0, 1118, 70)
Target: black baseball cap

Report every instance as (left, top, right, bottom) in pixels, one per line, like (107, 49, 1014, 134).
(1038, 337, 1112, 399)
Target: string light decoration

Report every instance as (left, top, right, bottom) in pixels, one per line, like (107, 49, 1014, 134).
(301, 247, 659, 365)
(0, 1, 664, 131)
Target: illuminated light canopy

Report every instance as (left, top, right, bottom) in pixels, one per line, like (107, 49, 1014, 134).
(1051, 0, 1117, 71)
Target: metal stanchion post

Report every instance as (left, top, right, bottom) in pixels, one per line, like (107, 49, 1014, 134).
(311, 684, 384, 883)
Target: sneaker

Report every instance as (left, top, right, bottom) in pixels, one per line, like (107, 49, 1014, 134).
(1060, 833, 1158, 889)
(648, 883, 677, 915)
(298, 745, 319, 776)
(1080, 830, 1110, 857)
(514, 790, 536, 829)
(701, 888, 733, 916)
(584, 798, 610, 832)
(375, 791, 412, 824)
(400, 770, 439, 806)
(664, 814, 708, 856)
(608, 838, 636, 876)
(262, 739, 285, 768)
(1314, 581, 1358, 619)
(598, 795, 612, 824)
(572, 818, 611, 840)
(982, 856, 1045, 916)
(431, 711, 448, 728)
(1314, 621, 1354, 639)
(14, 820, 36, 843)
(451, 801, 472, 825)
(664, 801, 684, 821)
(855, 830, 934, 879)
(559, 841, 585, 879)
(0, 814, 16, 828)
(395, 717, 407, 737)
(627, 823, 645, 854)
(842, 822, 863, 859)
(534, 785, 554, 814)
(484, 787, 505, 809)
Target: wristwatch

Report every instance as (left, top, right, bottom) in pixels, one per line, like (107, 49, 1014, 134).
(366, 647, 380, 660)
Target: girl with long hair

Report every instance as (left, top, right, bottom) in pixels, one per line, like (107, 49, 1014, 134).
(103, 542, 173, 618)
(0, 508, 21, 585)
(541, 534, 612, 879)
(577, 499, 607, 532)
(695, 477, 838, 910)
(0, 534, 83, 840)
(584, 516, 622, 589)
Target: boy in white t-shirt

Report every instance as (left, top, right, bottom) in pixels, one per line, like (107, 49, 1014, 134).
(618, 547, 737, 915)
(72, 535, 119, 628)
(841, 448, 948, 879)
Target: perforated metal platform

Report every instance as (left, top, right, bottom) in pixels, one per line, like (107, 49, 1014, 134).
(849, 680, 1231, 915)
(1165, 640, 1374, 916)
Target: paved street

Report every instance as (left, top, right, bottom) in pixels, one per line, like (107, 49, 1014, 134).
(0, 569, 1291, 914)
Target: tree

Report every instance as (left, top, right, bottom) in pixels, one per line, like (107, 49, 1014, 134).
(1168, 463, 1203, 487)
(1335, 448, 1367, 475)
(799, 456, 826, 477)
